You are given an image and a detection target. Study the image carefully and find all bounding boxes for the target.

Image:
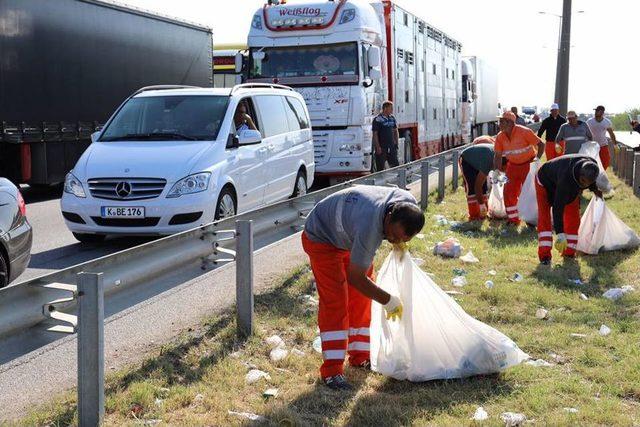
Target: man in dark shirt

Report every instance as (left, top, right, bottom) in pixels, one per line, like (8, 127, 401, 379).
(537, 103, 566, 160)
(535, 154, 603, 264)
(460, 142, 505, 220)
(372, 101, 400, 171)
(631, 119, 640, 134)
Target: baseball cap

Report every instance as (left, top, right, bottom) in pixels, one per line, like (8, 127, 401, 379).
(567, 110, 577, 118)
(550, 103, 559, 110)
(497, 111, 516, 122)
(594, 105, 605, 111)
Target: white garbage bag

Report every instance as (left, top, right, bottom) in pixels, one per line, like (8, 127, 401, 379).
(517, 161, 539, 225)
(577, 198, 640, 254)
(370, 250, 529, 381)
(488, 173, 507, 219)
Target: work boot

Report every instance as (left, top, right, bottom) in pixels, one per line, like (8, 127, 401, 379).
(323, 374, 353, 391)
(540, 258, 551, 266)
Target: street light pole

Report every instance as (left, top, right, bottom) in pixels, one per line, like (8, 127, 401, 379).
(556, 0, 572, 116)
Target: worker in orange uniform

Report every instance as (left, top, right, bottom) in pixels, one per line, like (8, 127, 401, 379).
(302, 186, 425, 390)
(493, 111, 545, 225)
(535, 155, 603, 264)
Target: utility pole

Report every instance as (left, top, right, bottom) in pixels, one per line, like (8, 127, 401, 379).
(554, 0, 572, 115)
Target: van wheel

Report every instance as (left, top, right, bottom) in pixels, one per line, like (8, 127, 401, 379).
(291, 170, 307, 198)
(72, 233, 106, 244)
(215, 187, 237, 220)
(0, 253, 8, 288)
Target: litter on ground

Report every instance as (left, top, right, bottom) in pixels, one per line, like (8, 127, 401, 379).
(471, 406, 489, 421)
(485, 280, 494, 289)
(452, 276, 467, 287)
(265, 335, 285, 349)
(291, 349, 305, 357)
(228, 411, 267, 422)
(563, 407, 579, 414)
(580, 293, 589, 301)
(500, 412, 527, 427)
(245, 369, 271, 384)
(488, 270, 497, 276)
(312, 336, 322, 353)
(570, 333, 587, 339)
(599, 324, 611, 336)
(269, 348, 288, 362)
(535, 308, 548, 319)
(525, 358, 554, 367)
(453, 268, 467, 276)
(445, 290, 464, 295)
(460, 251, 480, 263)
(602, 286, 634, 301)
(511, 273, 523, 282)
(434, 237, 463, 258)
(263, 388, 279, 398)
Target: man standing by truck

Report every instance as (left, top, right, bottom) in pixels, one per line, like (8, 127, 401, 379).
(373, 101, 400, 171)
(302, 186, 424, 390)
(537, 103, 566, 160)
(493, 111, 545, 225)
(586, 105, 618, 170)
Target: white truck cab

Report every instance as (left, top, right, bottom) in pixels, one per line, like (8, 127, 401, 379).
(248, 0, 386, 179)
(61, 84, 314, 242)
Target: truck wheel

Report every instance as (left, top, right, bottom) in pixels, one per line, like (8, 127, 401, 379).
(72, 233, 106, 244)
(215, 187, 236, 220)
(0, 253, 8, 288)
(403, 131, 413, 163)
(290, 170, 307, 198)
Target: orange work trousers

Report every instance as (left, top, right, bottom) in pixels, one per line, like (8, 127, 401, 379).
(599, 145, 611, 170)
(301, 232, 373, 378)
(535, 178, 580, 261)
(460, 158, 488, 220)
(504, 160, 532, 224)
(544, 140, 563, 161)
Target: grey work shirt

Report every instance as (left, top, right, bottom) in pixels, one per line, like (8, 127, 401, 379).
(304, 185, 417, 268)
(555, 121, 593, 154)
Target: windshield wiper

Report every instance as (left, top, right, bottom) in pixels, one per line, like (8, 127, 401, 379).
(101, 132, 199, 141)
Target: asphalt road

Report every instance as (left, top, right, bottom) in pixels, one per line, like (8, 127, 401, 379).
(19, 186, 156, 282)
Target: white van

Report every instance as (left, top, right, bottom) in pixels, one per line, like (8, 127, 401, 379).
(61, 84, 314, 242)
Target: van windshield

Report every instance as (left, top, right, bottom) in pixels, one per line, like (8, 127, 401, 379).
(100, 96, 229, 142)
(249, 42, 359, 84)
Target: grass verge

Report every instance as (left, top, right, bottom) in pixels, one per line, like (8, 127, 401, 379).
(20, 174, 640, 426)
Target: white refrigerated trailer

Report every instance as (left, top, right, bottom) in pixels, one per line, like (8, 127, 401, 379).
(461, 56, 499, 141)
(247, 0, 494, 179)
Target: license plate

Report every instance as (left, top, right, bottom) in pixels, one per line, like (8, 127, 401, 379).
(101, 206, 145, 218)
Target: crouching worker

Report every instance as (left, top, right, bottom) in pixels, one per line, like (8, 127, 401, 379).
(302, 186, 425, 390)
(535, 154, 605, 265)
(460, 142, 505, 221)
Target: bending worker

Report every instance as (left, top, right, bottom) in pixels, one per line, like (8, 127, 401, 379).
(493, 111, 545, 225)
(535, 154, 604, 265)
(555, 110, 593, 155)
(536, 103, 566, 160)
(302, 186, 425, 390)
(460, 140, 505, 221)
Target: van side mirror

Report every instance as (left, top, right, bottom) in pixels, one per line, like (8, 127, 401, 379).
(367, 46, 381, 68)
(237, 129, 262, 146)
(91, 131, 100, 143)
(235, 52, 244, 74)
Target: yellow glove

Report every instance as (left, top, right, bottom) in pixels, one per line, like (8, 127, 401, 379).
(479, 204, 488, 217)
(384, 295, 403, 321)
(555, 143, 564, 154)
(614, 144, 621, 154)
(554, 233, 568, 253)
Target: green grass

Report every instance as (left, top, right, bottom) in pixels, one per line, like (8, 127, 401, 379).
(19, 174, 640, 426)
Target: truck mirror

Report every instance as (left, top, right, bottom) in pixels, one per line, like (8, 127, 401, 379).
(369, 67, 382, 80)
(362, 77, 373, 88)
(91, 131, 100, 143)
(367, 46, 381, 68)
(235, 53, 244, 74)
(252, 51, 265, 61)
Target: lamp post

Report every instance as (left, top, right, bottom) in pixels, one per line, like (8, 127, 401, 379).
(539, 2, 584, 116)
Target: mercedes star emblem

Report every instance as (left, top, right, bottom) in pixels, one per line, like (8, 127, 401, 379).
(115, 181, 132, 198)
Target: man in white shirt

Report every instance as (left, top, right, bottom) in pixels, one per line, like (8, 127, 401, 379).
(586, 105, 618, 170)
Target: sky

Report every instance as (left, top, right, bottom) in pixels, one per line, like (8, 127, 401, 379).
(124, 0, 639, 114)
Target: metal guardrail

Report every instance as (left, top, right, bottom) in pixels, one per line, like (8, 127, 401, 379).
(0, 145, 466, 425)
(612, 131, 640, 198)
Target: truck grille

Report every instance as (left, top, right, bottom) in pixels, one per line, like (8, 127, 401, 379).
(313, 131, 330, 165)
(88, 178, 167, 201)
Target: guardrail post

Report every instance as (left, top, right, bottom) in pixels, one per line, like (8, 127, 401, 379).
(77, 272, 104, 427)
(397, 168, 407, 190)
(618, 147, 626, 180)
(612, 145, 618, 172)
(420, 161, 430, 211)
(236, 220, 254, 338)
(634, 153, 640, 197)
(438, 154, 445, 201)
(625, 148, 634, 185)
(452, 150, 460, 192)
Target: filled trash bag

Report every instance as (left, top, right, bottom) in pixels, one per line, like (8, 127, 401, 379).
(370, 250, 529, 381)
(517, 161, 539, 225)
(577, 197, 640, 254)
(488, 173, 507, 219)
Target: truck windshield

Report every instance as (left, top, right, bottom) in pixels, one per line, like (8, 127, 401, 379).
(249, 42, 359, 84)
(100, 96, 229, 142)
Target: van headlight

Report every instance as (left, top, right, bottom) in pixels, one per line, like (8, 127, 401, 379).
(339, 143, 362, 152)
(64, 173, 86, 198)
(167, 172, 211, 198)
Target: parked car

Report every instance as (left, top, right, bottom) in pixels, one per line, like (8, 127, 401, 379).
(0, 178, 33, 287)
(61, 84, 315, 242)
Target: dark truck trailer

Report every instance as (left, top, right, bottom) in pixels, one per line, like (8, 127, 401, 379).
(0, 0, 213, 185)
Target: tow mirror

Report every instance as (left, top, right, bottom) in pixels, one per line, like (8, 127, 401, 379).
(367, 46, 381, 68)
(369, 67, 382, 80)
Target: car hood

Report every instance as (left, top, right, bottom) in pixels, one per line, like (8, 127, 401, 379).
(76, 140, 216, 182)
